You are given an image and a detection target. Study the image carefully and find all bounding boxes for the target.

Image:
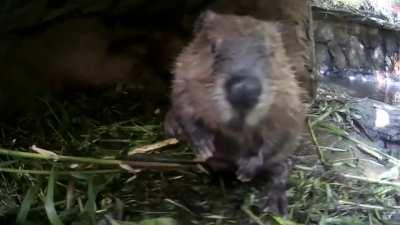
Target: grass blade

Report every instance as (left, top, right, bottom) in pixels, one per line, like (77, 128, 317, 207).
(45, 167, 64, 225)
(87, 177, 96, 225)
(16, 184, 39, 224)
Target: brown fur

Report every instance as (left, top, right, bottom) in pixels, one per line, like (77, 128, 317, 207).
(165, 11, 309, 215)
(210, 0, 316, 102)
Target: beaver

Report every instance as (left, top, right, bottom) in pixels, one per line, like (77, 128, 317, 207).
(164, 10, 308, 215)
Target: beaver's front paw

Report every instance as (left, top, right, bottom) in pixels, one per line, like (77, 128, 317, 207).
(236, 154, 263, 182)
(164, 110, 183, 138)
(261, 190, 288, 216)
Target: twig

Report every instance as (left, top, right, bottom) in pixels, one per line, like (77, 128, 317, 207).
(341, 173, 400, 188)
(128, 138, 179, 156)
(307, 118, 326, 164)
(294, 164, 314, 171)
(0, 168, 120, 175)
(120, 161, 199, 171)
(339, 200, 400, 211)
(294, 164, 400, 188)
(319, 146, 347, 152)
(0, 147, 121, 165)
(0, 147, 203, 172)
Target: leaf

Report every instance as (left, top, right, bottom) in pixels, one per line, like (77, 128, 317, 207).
(16, 184, 39, 224)
(45, 167, 64, 225)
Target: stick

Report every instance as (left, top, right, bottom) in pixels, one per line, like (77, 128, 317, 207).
(0, 147, 204, 172)
(128, 138, 179, 156)
(0, 168, 120, 175)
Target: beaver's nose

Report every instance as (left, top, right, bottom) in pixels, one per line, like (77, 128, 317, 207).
(225, 74, 262, 112)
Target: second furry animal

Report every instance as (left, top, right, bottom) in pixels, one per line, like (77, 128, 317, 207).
(164, 10, 308, 215)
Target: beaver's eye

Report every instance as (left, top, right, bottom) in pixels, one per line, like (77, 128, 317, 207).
(210, 38, 222, 54)
(211, 41, 217, 54)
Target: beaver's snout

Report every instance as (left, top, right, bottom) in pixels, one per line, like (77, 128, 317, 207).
(225, 73, 262, 112)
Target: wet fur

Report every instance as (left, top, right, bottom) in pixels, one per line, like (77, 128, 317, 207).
(164, 11, 308, 215)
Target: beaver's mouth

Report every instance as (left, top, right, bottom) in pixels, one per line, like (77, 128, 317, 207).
(225, 113, 246, 131)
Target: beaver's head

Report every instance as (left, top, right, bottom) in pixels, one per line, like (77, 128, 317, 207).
(172, 10, 298, 133)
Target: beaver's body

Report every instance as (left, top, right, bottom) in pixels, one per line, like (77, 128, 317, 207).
(164, 11, 308, 215)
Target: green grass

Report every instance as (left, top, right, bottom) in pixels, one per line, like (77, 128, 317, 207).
(0, 84, 399, 225)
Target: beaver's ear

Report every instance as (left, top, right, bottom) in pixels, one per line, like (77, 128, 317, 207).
(193, 10, 218, 33)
